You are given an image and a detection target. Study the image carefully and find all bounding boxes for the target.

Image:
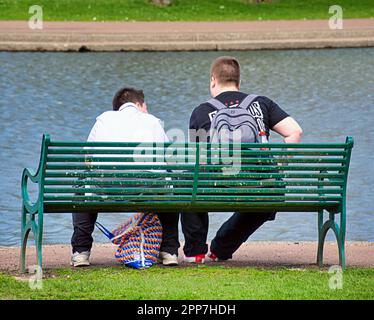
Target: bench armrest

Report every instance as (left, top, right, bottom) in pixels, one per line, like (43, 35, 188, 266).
(21, 167, 41, 213)
(23, 168, 39, 183)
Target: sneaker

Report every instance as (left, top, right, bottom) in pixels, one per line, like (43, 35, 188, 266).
(207, 252, 219, 262)
(184, 254, 205, 264)
(71, 251, 91, 267)
(158, 252, 179, 266)
(208, 252, 225, 262)
(207, 251, 228, 262)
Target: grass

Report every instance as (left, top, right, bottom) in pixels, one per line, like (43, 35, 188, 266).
(0, 0, 373, 22)
(1, 265, 374, 300)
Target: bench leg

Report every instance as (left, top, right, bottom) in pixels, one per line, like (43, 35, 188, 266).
(20, 206, 28, 274)
(317, 210, 346, 270)
(20, 207, 44, 273)
(36, 210, 44, 270)
(317, 210, 324, 267)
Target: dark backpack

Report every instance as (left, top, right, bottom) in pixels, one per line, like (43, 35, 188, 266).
(208, 94, 260, 143)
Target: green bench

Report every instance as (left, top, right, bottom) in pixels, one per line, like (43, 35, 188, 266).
(21, 134, 354, 272)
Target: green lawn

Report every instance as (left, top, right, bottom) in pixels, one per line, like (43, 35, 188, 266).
(1, 266, 374, 300)
(0, 0, 373, 22)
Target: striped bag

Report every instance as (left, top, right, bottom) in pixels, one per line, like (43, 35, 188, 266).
(95, 213, 163, 269)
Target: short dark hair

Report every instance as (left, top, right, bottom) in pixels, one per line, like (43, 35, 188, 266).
(112, 87, 145, 111)
(210, 56, 240, 87)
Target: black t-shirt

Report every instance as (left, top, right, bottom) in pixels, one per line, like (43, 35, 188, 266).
(189, 91, 289, 142)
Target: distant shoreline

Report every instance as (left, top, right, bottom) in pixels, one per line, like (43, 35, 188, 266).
(1, 19, 374, 52)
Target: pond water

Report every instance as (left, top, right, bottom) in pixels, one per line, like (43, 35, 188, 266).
(0, 48, 373, 247)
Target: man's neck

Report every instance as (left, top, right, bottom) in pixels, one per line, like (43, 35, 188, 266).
(213, 86, 239, 98)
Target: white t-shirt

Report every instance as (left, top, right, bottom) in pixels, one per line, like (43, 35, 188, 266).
(84, 104, 172, 197)
(87, 102, 168, 143)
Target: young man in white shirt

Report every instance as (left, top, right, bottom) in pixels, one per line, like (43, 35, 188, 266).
(71, 87, 180, 267)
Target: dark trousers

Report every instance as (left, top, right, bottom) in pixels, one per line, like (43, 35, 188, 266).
(71, 212, 180, 255)
(181, 211, 275, 259)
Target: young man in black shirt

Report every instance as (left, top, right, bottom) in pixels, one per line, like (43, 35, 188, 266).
(182, 56, 303, 263)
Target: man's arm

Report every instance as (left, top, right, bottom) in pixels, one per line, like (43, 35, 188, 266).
(189, 104, 214, 143)
(272, 116, 303, 143)
(150, 118, 169, 143)
(87, 118, 103, 142)
(84, 119, 103, 165)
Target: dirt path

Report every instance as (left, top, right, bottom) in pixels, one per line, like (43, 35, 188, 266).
(0, 19, 373, 51)
(1, 241, 373, 272)
(1, 19, 373, 33)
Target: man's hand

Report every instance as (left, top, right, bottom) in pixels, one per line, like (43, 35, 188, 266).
(272, 116, 303, 143)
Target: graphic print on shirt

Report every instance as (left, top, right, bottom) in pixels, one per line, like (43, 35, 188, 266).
(247, 101, 266, 133)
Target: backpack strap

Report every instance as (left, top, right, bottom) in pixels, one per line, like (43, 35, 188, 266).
(238, 94, 258, 110)
(206, 98, 227, 111)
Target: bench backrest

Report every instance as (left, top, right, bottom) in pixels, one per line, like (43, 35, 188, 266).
(35, 135, 354, 213)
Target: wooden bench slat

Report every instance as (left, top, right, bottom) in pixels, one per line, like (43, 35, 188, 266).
(44, 179, 186, 185)
(48, 141, 348, 148)
(44, 172, 344, 180)
(44, 195, 342, 202)
(195, 164, 345, 170)
(43, 179, 343, 187)
(46, 149, 347, 156)
(204, 158, 344, 164)
(197, 180, 343, 186)
(43, 179, 344, 187)
(197, 188, 343, 194)
(45, 164, 195, 170)
(46, 150, 347, 160)
(44, 195, 193, 201)
(44, 187, 192, 194)
(45, 172, 195, 178)
(45, 156, 347, 164)
(44, 165, 345, 177)
(45, 158, 347, 170)
(43, 201, 341, 214)
(199, 172, 344, 179)
(235, 150, 347, 156)
(43, 187, 343, 195)
(46, 156, 195, 162)
(47, 149, 193, 155)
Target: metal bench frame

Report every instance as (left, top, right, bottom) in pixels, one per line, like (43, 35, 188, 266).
(21, 134, 354, 272)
